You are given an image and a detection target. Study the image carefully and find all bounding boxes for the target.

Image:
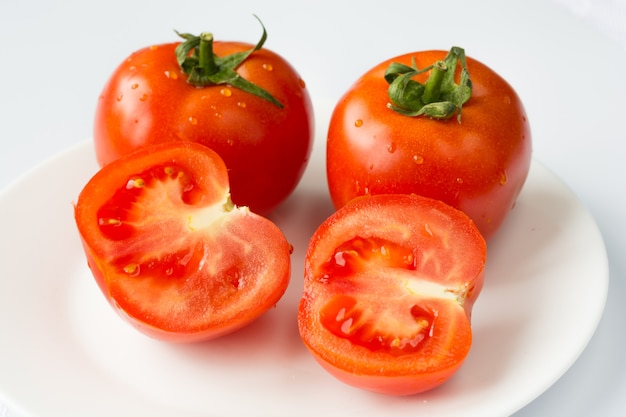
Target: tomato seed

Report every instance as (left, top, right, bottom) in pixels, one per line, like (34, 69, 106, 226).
(99, 218, 122, 226)
(126, 178, 145, 189)
(123, 263, 140, 276)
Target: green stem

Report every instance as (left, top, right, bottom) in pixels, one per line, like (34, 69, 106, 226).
(422, 60, 447, 104)
(386, 46, 472, 121)
(174, 16, 283, 108)
(197, 32, 218, 76)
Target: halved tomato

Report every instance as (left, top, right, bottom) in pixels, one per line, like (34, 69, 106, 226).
(74, 142, 291, 343)
(298, 194, 486, 395)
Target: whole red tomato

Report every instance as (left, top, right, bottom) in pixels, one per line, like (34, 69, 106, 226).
(298, 193, 486, 395)
(326, 47, 531, 240)
(74, 142, 292, 343)
(94, 18, 314, 215)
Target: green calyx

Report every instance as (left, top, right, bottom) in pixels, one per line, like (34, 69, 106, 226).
(174, 15, 283, 108)
(385, 46, 472, 122)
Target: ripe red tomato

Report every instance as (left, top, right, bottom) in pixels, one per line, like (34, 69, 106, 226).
(94, 20, 314, 215)
(298, 193, 486, 395)
(327, 47, 531, 241)
(74, 142, 292, 343)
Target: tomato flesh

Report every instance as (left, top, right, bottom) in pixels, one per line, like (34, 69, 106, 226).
(298, 194, 486, 395)
(75, 142, 291, 342)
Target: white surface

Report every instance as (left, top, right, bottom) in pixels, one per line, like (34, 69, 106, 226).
(0, 138, 608, 417)
(0, 0, 624, 416)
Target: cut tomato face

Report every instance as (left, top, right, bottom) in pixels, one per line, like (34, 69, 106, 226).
(74, 142, 291, 343)
(298, 194, 486, 395)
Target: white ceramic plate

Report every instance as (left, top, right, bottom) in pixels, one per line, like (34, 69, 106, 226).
(0, 135, 608, 417)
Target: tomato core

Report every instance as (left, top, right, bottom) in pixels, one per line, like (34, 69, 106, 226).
(94, 159, 247, 303)
(316, 236, 459, 357)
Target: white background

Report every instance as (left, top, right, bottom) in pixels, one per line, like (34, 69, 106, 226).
(1, 0, 625, 415)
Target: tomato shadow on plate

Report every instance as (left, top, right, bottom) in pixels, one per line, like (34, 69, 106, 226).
(484, 174, 579, 288)
(455, 171, 585, 391)
(267, 185, 336, 306)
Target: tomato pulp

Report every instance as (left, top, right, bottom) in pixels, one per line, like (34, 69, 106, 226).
(298, 194, 486, 395)
(74, 142, 292, 342)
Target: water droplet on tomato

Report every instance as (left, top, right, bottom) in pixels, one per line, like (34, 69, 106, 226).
(221, 88, 232, 97)
(387, 142, 397, 153)
(413, 155, 424, 164)
(499, 171, 508, 185)
(262, 63, 273, 71)
(354, 119, 363, 127)
(456, 177, 464, 184)
(164, 70, 179, 80)
(189, 116, 198, 125)
(237, 101, 247, 108)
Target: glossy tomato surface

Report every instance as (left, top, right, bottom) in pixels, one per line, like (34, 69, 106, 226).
(327, 49, 532, 241)
(94, 39, 314, 215)
(298, 194, 486, 395)
(74, 142, 291, 343)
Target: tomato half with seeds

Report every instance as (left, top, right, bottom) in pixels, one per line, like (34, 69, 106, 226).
(327, 47, 531, 241)
(298, 194, 486, 395)
(74, 142, 291, 343)
(94, 18, 314, 215)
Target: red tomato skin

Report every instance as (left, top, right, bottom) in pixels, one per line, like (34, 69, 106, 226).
(94, 41, 314, 215)
(74, 142, 291, 343)
(327, 50, 532, 241)
(298, 194, 486, 395)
